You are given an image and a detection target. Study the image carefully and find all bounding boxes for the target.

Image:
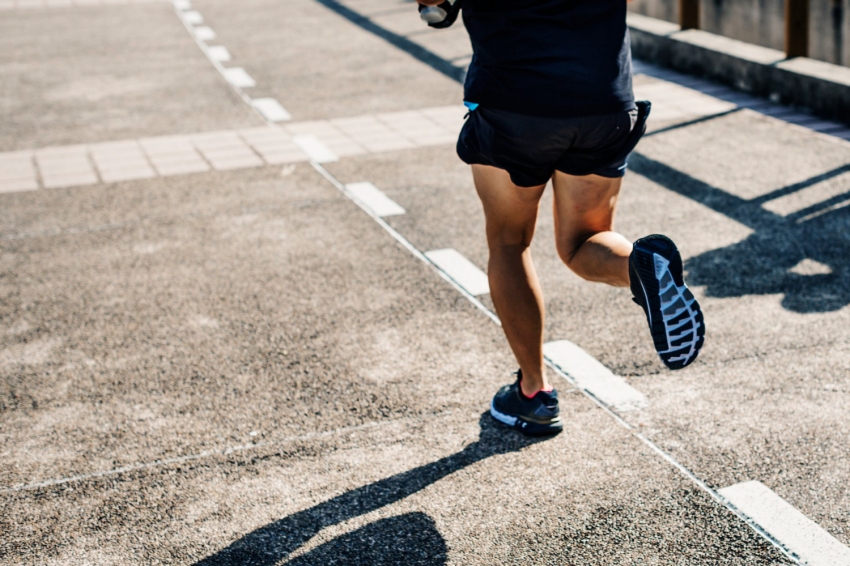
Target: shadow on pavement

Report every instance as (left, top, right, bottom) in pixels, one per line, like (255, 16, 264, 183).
(286, 512, 447, 566)
(195, 413, 549, 565)
(631, 154, 850, 313)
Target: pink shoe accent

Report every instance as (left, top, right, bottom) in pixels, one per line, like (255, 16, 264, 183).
(520, 386, 554, 400)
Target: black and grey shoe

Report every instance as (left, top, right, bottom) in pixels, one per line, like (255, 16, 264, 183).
(629, 234, 705, 370)
(489, 370, 563, 436)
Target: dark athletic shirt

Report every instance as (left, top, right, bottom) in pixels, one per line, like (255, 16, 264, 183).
(462, 0, 634, 118)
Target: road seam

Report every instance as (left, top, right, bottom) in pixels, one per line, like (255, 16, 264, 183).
(0, 409, 459, 494)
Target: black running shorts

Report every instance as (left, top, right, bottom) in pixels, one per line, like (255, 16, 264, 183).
(457, 100, 651, 187)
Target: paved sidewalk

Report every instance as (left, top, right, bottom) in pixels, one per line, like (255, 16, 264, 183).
(1, 0, 849, 564)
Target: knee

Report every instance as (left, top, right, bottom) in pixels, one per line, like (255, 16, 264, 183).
(486, 224, 535, 253)
(556, 234, 586, 269)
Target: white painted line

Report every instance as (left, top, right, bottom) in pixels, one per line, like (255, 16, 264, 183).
(193, 26, 215, 41)
(222, 67, 256, 88)
(543, 340, 647, 411)
(206, 45, 231, 63)
(719, 481, 850, 566)
(345, 182, 405, 217)
(292, 135, 338, 163)
(252, 98, 291, 122)
(173, 0, 190, 9)
(424, 248, 489, 296)
(182, 9, 202, 24)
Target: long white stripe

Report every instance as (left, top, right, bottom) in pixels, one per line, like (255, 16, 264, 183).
(424, 249, 490, 296)
(345, 182, 405, 217)
(543, 340, 647, 411)
(720, 481, 850, 566)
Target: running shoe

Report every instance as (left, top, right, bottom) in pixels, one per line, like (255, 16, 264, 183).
(489, 370, 563, 436)
(629, 234, 705, 370)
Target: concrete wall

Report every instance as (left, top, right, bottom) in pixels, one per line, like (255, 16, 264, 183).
(628, 0, 850, 66)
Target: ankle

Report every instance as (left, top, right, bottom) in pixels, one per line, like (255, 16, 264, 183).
(519, 375, 552, 398)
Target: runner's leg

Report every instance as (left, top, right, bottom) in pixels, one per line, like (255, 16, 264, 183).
(472, 164, 550, 397)
(552, 171, 631, 287)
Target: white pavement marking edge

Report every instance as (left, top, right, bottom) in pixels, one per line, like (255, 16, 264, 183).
(293, 135, 339, 163)
(345, 182, 405, 217)
(425, 249, 490, 296)
(308, 160, 800, 565)
(252, 98, 291, 122)
(543, 340, 648, 411)
(719, 481, 850, 566)
(222, 67, 256, 89)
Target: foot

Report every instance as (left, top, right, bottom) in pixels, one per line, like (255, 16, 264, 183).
(629, 234, 705, 370)
(489, 371, 563, 436)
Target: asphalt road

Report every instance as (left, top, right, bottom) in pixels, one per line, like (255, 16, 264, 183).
(1, 0, 849, 564)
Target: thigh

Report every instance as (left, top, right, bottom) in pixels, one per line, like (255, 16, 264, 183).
(472, 164, 546, 247)
(551, 170, 624, 255)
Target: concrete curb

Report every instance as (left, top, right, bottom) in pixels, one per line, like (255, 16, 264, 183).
(628, 13, 850, 125)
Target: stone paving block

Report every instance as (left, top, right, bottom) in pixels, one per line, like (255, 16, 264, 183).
(331, 115, 387, 134)
(36, 146, 99, 189)
(239, 127, 307, 164)
(331, 116, 415, 153)
(420, 105, 467, 132)
(41, 171, 99, 189)
(191, 131, 263, 171)
(0, 151, 37, 183)
(285, 121, 366, 157)
(377, 110, 456, 147)
(140, 135, 210, 177)
(0, 178, 38, 194)
(284, 120, 343, 138)
(89, 141, 157, 183)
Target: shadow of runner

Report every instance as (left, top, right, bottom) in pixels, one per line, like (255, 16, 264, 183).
(631, 153, 850, 313)
(195, 413, 550, 565)
(287, 512, 447, 566)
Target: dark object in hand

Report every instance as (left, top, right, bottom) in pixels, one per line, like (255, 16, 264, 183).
(418, 0, 462, 29)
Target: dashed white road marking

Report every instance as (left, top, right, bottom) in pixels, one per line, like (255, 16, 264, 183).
(252, 98, 291, 122)
(345, 182, 405, 217)
(293, 135, 339, 163)
(181, 9, 202, 24)
(192, 25, 215, 41)
(310, 161, 798, 564)
(543, 340, 648, 411)
(424, 249, 490, 296)
(206, 45, 232, 63)
(720, 481, 850, 566)
(222, 67, 256, 88)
